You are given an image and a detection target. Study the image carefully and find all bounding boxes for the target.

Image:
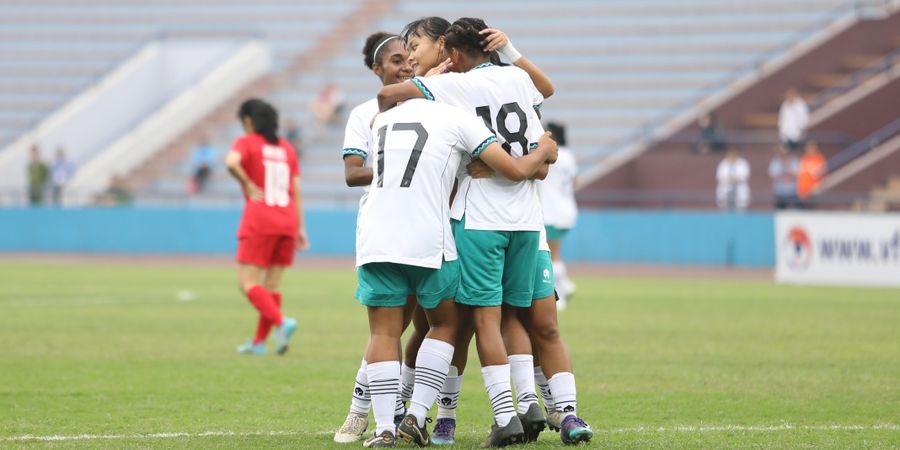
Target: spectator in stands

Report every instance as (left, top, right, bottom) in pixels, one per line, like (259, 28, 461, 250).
(50, 147, 75, 206)
(692, 111, 727, 154)
(797, 140, 827, 207)
(768, 145, 800, 209)
(778, 88, 809, 151)
(716, 147, 751, 211)
(27, 145, 49, 206)
(284, 118, 303, 161)
(308, 83, 345, 142)
(98, 174, 132, 206)
(190, 137, 216, 193)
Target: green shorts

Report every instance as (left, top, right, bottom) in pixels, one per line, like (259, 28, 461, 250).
(356, 259, 459, 310)
(545, 225, 570, 242)
(533, 250, 556, 300)
(452, 216, 539, 308)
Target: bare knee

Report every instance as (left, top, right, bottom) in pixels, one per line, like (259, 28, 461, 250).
(531, 317, 560, 343)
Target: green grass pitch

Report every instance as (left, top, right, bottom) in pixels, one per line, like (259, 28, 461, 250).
(1, 260, 898, 449)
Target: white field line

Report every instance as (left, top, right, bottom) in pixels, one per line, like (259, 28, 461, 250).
(3, 424, 897, 442)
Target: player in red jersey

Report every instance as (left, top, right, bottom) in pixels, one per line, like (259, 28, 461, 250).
(225, 98, 309, 356)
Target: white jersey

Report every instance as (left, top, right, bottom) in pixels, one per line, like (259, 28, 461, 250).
(342, 98, 378, 206)
(412, 63, 545, 232)
(539, 147, 578, 229)
(356, 99, 496, 269)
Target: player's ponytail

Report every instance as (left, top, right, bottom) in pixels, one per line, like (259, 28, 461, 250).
(444, 17, 490, 58)
(238, 98, 280, 145)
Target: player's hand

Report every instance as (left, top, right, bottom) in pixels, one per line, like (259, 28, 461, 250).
(425, 58, 452, 77)
(479, 28, 508, 52)
(296, 228, 310, 252)
(243, 181, 263, 201)
(539, 131, 558, 163)
(466, 159, 495, 179)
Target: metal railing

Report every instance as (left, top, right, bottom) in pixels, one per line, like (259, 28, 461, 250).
(827, 115, 900, 171)
(809, 47, 900, 110)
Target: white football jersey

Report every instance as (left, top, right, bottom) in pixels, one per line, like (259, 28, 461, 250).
(539, 147, 578, 229)
(356, 99, 496, 269)
(412, 63, 545, 232)
(342, 98, 378, 206)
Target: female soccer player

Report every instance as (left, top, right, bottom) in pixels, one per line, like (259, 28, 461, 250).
(334, 32, 417, 444)
(361, 96, 556, 448)
(226, 98, 309, 356)
(381, 17, 593, 446)
(539, 122, 578, 309)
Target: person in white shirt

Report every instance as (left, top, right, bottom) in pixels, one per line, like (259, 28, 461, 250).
(380, 17, 592, 447)
(335, 31, 416, 444)
(716, 147, 751, 211)
(539, 122, 578, 309)
(357, 98, 556, 447)
(778, 88, 809, 151)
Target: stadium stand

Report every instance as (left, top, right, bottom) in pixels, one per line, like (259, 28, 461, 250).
(577, 2, 900, 210)
(2, 0, 892, 208)
(130, 0, 859, 206)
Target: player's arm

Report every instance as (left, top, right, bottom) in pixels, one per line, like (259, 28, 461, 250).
(479, 132, 557, 181)
(225, 150, 262, 201)
(480, 28, 554, 98)
(343, 154, 372, 187)
(377, 81, 425, 112)
(293, 175, 310, 251)
(466, 159, 549, 180)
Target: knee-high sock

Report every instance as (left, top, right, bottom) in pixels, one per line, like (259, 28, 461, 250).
(482, 364, 515, 427)
(349, 359, 370, 415)
(436, 366, 462, 419)
(509, 354, 540, 414)
(367, 361, 401, 436)
(534, 366, 555, 411)
(548, 372, 577, 418)
(254, 291, 282, 344)
(408, 339, 454, 427)
(246, 285, 282, 327)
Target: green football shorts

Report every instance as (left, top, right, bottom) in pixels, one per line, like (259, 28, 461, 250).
(452, 215, 539, 307)
(356, 259, 459, 310)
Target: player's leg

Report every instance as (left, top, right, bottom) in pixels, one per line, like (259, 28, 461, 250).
(266, 236, 298, 355)
(501, 231, 544, 442)
(398, 261, 460, 446)
(453, 217, 524, 446)
(357, 262, 408, 447)
(235, 235, 285, 354)
(252, 265, 286, 346)
(527, 250, 592, 444)
(432, 310, 473, 445)
(547, 229, 574, 309)
(400, 304, 428, 414)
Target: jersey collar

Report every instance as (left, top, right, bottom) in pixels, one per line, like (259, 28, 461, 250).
(469, 61, 494, 72)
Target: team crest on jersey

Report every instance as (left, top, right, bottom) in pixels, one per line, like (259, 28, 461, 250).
(543, 268, 551, 283)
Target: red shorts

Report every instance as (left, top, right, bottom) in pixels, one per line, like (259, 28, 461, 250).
(236, 234, 296, 268)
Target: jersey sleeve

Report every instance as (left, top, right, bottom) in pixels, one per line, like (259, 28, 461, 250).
(455, 110, 497, 158)
(232, 136, 250, 158)
(411, 73, 467, 103)
(342, 108, 371, 160)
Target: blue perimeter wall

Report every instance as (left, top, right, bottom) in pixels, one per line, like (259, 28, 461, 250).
(0, 208, 775, 267)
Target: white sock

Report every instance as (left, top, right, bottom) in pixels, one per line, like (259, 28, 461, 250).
(367, 361, 400, 436)
(534, 366, 554, 412)
(553, 259, 568, 287)
(548, 371, 577, 418)
(482, 364, 515, 427)
(400, 363, 416, 403)
(436, 366, 461, 419)
(509, 354, 539, 414)
(349, 359, 370, 415)
(409, 339, 454, 427)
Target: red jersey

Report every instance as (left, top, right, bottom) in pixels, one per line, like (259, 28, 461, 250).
(233, 133, 300, 238)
